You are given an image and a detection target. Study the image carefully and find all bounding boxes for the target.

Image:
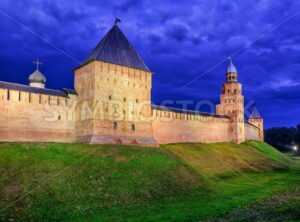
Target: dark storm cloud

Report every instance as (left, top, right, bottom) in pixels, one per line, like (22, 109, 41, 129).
(0, 0, 300, 128)
(147, 33, 162, 43)
(165, 24, 189, 42)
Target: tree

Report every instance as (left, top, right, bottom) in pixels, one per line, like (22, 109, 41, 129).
(264, 125, 299, 153)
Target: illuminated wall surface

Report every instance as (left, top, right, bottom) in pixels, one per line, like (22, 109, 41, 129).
(0, 24, 263, 146)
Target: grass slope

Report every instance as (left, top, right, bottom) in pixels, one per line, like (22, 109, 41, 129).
(163, 141, 292, 177)
(0, 141, 298, 221)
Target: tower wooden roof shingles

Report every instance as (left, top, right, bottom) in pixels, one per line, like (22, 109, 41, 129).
(80, 24, 150, 72)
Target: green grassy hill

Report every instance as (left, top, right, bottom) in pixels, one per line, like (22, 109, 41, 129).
(0, 141, 298, 221)
(163, 141, 292, 177)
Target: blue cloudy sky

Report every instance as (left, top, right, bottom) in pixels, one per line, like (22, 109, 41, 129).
(0, 0, 300, 128)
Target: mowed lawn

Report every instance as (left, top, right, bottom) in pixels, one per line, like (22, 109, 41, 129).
(0, 142, 299, 221)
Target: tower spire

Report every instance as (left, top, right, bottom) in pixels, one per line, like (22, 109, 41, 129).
(226, 57, 238, 82)
(227, 57, 237, 73)
(249, 104, 262, 119)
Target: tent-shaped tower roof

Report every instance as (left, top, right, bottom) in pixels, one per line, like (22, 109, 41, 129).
(84, 23, 150, 72)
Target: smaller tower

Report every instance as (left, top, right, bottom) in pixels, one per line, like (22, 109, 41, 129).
(29, 59, 46, 88)
(248, 105, 264, 141)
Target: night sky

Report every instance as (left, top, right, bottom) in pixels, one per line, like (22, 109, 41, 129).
(0, 0, 300, 128)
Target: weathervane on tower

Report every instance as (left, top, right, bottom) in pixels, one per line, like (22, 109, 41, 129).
(114, 17, 121, 25)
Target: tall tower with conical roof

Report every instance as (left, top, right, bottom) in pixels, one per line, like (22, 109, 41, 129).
(248, 105, 264, 141)
(216, 58, 245, 143)
(73, 21, 157, 146)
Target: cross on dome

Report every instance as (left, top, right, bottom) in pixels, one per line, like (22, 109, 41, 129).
(29, 59, 46, 87)
(33, 59, 42, 70)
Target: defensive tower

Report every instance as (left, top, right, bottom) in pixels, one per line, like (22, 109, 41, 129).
(248, 105, 264, 141)
(73, 22, 157, 146)
(216, 58, 245, 143)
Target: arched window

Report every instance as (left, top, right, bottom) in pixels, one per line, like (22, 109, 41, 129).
(131, 124, 136, 131)
(113, 122, 118, 130)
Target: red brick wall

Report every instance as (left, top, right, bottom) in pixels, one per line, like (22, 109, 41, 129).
(244, 122, 259, 141)
(0, 90, 75, 143)
(152, 109, 231, 144)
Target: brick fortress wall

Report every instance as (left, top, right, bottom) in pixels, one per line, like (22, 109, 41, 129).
(0, 88, 76, 142)
(151, 108, 231, 144)
(244, 122, 260, 141)
(0, 85, 261, 145)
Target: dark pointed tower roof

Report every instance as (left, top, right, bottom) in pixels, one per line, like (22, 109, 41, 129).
(249, 105, 262, 119)
(84, 24, 150, 72)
